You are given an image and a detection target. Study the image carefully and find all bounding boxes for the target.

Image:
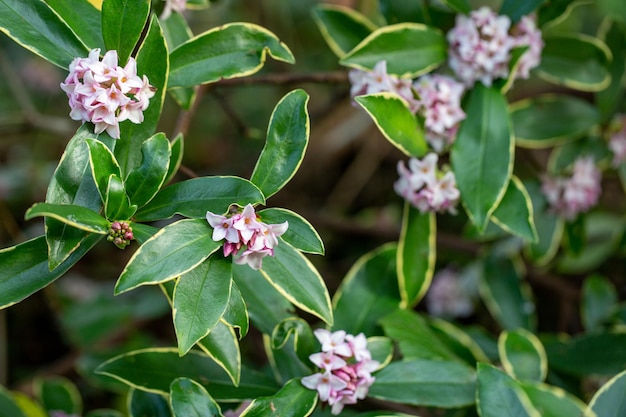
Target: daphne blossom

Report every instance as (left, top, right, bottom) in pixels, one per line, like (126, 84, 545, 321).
(541, 157, 601, 220)
(607, 114, 626, 167)
(426, 268, 476, 319)
(413, 74, 466, 152)
(206, 204, 288, 270)
(447, 7, 543, 87)
(348, 61, 418, 111)
(61, 49, 155, 139)
(302, 329, 379, 415)
(394, 153, 460, 213)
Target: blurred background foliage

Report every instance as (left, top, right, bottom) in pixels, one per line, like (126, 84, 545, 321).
(1, 0, 625, 413)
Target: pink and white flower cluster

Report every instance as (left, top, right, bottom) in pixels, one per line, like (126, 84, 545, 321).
(447, 7, 543, 87)
(608, 114, 626, 167)
(394, 153, 460, 213)
(413, 74, 466, 152)
(541, 157, 602, 220)
(206, 204, 288, 270)
(301, 329, 379, 415)
(349, 61, 417, 112)
(60, 49, 155, 139)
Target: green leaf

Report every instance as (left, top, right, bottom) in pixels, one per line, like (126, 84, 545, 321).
(367, 336, 394, 369)
(311, 4, 377, 57)
(440, 0, 471, 13)
(451, 84, 513, 232)
(165, 133, 184, 185)
(115, 15, 169, 175)
(510, 94, 600, 148)
(271, 317, 315, 364)
(105, 174, 136, 220)
(115, 219, 221, 294)
(581, 275, 618, 332)
(96, 348, 278, 400)
(355, 93, 427, 157)
(332, 243, 401, 335)
(101, 0, 149, 64)
(257, 208, 323, 255)
(35, 376, 82, 415)
(250, 89, 310, 199)
(135, 177, 265, 222)
(240, 379, 317, 417)
(221, 282, 249, 338)
(498, 329, 548, 382)
(261, 240, 333, 325)
(131, 222, 159, 244)
(128, 389, 171, 417)
(491, 175, 538, 242)
(85, 137, 121, 205)
(397, 204, 435, 308)
(0, 0, 88, 68)
(45, 0, 105, 50)
(523, 181, 564, 266)
(46, 125, 111, 270)
(161, 11, 196, 109)
(518, 382, 587, 417)
(380, 309, 459, 361)
(169, 378, 222, 417)
(264, 332, 312, 384)
(169, 23, 294, 88)
(428, 318, 491, 365)
(597, 20, 626, 122)
(587, 369, 626, 417)
(85, 410, 124, 417)
(500, 0, 546, 23)
(543, 332, 626, 376)
(538, 0, 592, 28)
(125, 133, 172, 208)
(476, 363, 539, 417)
(0, 386, 25, 417)
(369, 359, 476, 408)
(173, 254, 232, 355)
(25, 203, 109, 234)
(197, 321, 241, 386)
(536, 34, 611, 92)
(480, 255, 536, 331)
(232, 264, 293, 335)
(0, 234, 102, 309)
(340, 23, 446, 78)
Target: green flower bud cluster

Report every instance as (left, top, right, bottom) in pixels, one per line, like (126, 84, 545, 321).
(107, 221, 134, 249)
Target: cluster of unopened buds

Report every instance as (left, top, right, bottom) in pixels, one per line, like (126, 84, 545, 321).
(107, 221, 134, 249)
(607, 114, 626, 167)
(206, 204, 288, 270)
(447, 6, 543, 87)
(541, 156, 602, 220)
(301, 329, 379, 415)
(60, 48, 155, 139)
(395, 153, 460, 213)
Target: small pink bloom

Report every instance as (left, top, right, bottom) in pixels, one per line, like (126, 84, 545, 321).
(309, 352, 347, 371)
(301, 371, 348, 402)
(314, 329, 352, 357)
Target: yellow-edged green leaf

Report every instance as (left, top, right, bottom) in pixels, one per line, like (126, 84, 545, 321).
(586, 368, 626, 417)
(523, 181, 564, 266)
(341, 23, 446, 78)
(169, 378, 222, 417)
(101, 0, 149, 64)
(491, 175, 538, 242)
(355, 93, 427, 157)
(428, 318, 491, 365)
(125, 133, 171, 209)
(312, 4, 377, 57)
(25, 203, 109, 234)
(250, 89, 310, 199)
(127, 389, 170, 417)
(197, 321, 241, 387)
(35, 376, 82, 416)
(240, 379, 317, 417)
(581, 275, 618, 333)
(85, 137, 121, 205)
(104, 174, 136, 220)
(258, 208, 323, 255)
(519, 381, 588, 417)
(169, 22, 294, 88)
(499, 329, 548, 382)
(221, 281, 249, 339)
(161, 11, 196, 109)
(0, 386, 26, 417)
(397, 204, 436, 308)
(476, 363, 540, 417)
(45, 0, 105, 50)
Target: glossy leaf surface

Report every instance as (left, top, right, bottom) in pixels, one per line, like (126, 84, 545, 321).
(0, 386, 25, 417)
(491, 176, 538, 242)
(86, 137, 121, 205)
(500, 0, 546, 22)
(25, 203, 109, 234)
(169, 378, 222, 417)
(581, 275, 618, 332)
(104, 174, 136, 220)
(519, 382, 587, 417)
(341, 23, 446, 78)
(169, 23, 294, 88)
(45, 0, 104, 50)
(369, 359, 476, 408)
(257, 208, 324, 255)
(240, 379, 317, 417)
(312, 4, 376, 57)
(173, 254, 232, 355)
(250, 89, 310, 199)
(332, 243, 401, 335)
(261, 240, 333, 325)
(35, 376, 82, 415)
(355, 93, 426, 157)
(0, 0, 88, 68)
(115, 219, 220, 294)
(197, 321, 241, 386)
(128, 389, 171, 417)
(135, 177, 265, 221)
(499, 329, 547, 382)
(397, 205, 435, 307)
(101, 0, 149, 64)
(587, 369, 626, 417)
(125, 133, 171, 208)
(96, 348, 277, 400)
(221, 282, 249, 338)
(452, 84, 513, 231)
(476, 363, 539, 417)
